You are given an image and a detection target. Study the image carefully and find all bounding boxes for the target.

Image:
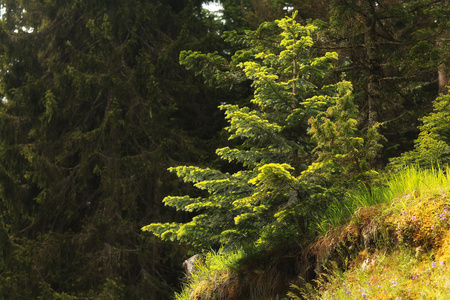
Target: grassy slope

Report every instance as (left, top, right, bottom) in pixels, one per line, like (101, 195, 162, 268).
(176, 167, 450, 299)
(295, 167, 450, 299)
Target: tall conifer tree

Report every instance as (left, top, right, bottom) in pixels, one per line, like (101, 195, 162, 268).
(144, 12, 382, 252)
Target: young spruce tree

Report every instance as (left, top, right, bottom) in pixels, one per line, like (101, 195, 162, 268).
(143, 12, 383, 251)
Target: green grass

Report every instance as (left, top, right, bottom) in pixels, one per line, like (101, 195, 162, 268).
(386, 165, 450, 198)
(300, 249, 450, 299)
(315, 166, 450, 235)
(175, 247, 245, 300)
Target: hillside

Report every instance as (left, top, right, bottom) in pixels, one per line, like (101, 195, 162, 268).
(297, 167, 450, 300)
(178, 167, 450, 299)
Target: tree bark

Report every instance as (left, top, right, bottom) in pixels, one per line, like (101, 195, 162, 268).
(438, 62, 448, 95)
(365, 8, 383, 127)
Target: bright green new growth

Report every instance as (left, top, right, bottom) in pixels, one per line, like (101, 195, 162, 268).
(308, 80, 383, 186)
(174, 248, 245, 300)
(143, 12, 382, 251)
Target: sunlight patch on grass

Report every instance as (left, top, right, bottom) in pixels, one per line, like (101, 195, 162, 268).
(314, 248, 450, 300)
(315, 166, 450, 235)
(175, 248, 245, 300)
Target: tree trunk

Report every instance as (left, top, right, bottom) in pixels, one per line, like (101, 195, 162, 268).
(365, 15, 383, 127)
(438, 63, 448, 95)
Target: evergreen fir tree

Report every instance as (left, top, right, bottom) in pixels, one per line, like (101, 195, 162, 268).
(144, 12, 382, 251)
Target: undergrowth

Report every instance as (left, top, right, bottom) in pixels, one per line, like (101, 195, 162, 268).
(290, 166, 450, 299)
(293, 249, 450, 299)
(315, 166, 450, 234)
(175, 248, 245, 300)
